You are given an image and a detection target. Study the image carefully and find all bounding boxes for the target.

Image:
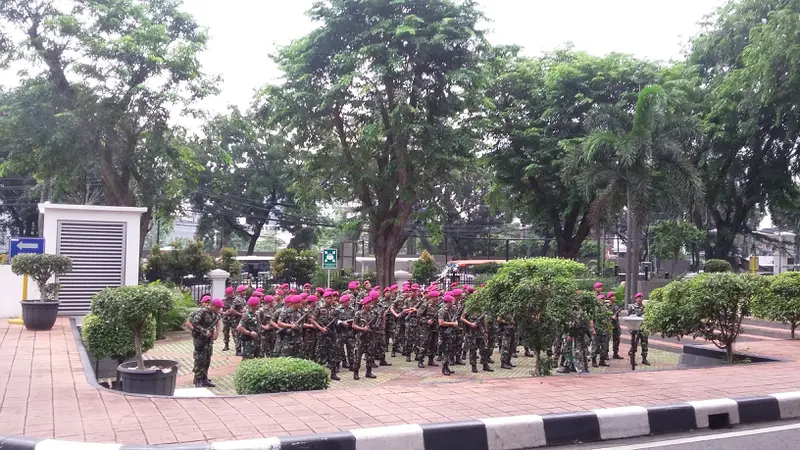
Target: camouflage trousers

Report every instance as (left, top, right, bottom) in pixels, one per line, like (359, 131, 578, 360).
(454, 328, 466, 357)
(260, 331, 276, 358)
(486, 325, 497, 360)
(192, 336, 213, 382)
(240, 336, 257, 360)
(302, 329, 317, 360)
(354, 333, 377, 371)
(612, 326, 621, 355)
(277, 333, 303, 358)
(222, 319, 239, 351)
(465, 333, 490, 365)
(336, 333, 355, 366)
(316, 331, 338, 368)
(438, 330, 457, 361)
(404, 321, 418, 356)
(592, 332, 609, 361)
(416, 324, 438, 358)
(390, 317, 405, 352)
(553, 332, 564, 365)
(499, 326, 515, 364)
(629, 331, 648, 359)
(571, 333, 591, 371)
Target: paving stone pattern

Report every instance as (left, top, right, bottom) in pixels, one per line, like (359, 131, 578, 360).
(0, 318, 798, 446)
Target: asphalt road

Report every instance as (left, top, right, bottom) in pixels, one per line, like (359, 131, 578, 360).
(558, 419, 800, 449)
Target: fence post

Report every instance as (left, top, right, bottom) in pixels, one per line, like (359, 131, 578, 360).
(505, 239, 510, 261)
(208, 269, 230, 300)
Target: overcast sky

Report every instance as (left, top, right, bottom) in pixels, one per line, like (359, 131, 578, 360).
(181, 0, 726, 116)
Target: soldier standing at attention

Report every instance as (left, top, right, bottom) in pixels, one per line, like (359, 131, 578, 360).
(389, 285, 406, 358)
(300, 295, 319, 360)
(336, 293, 356, 370)
(497, 313, 516, 369)
(607, 291, 623, 359)
(416, 291, 441, 368)
(629, 292, 649, 365)
(437, 294, 459, 376)
(402, 286, 422, 362)
(188, 298, 222, 387)
(462, 303, 493, 373)
(221, 287, 235, 351)
(276, 295, 304, 357)
(591, 294, 611, 368)
(376, 288, 392, 366)
(352, 295, 379, 380)
(224, 286, 247, 355)
(258, 295, 277, 358)
(237, 297, 262, 359)
(312, 292, 340, 380)
(451, 289, 467, 365)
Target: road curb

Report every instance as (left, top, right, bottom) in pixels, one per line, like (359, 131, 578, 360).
(5, 392, 799, 449)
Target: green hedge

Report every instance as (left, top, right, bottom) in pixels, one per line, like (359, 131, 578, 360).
(81, 313, 157, 360)
(703, 259, 732, 273)
(471, 262, 502, 275)
(234, 357, 329, 394)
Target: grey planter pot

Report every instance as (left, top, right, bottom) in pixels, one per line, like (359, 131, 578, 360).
(118, 359, 179, 396)
(20, 301, 60, 331)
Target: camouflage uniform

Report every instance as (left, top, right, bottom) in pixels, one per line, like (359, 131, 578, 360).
(569, 310, 592, 373)
(277, 307, 303, 357)
(628, 302, 648, 361)
(498, 314, 515, 367)
(189, 308, 219, 384)
(301, 307, 318, 361)
(437, 306, 459, 364)
(610, 303, 622, 357)
(375, 297, 390, 362)
(353, 307, 379, 374)
(485, 312, 497, 362)
(313, 303, 340, 369)
(223, 296, 245, 354)
(238, 310, 261, 360)
(464, 311, 490, 367)
(336, 302, 356, 367)
(389, 294, 407, 355)
(453, 300, 467, 362)
(403, 297, 421, 360)
(257, 304, 277, 358)
(592, 305, 612, 365)
(415, 301, 439, 363)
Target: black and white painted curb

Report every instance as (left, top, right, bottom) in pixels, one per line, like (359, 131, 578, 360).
(4, 391, 800, 449)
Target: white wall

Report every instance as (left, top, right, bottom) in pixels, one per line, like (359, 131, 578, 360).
(0, 265, 41, 318)
(39, 203, 147, 287)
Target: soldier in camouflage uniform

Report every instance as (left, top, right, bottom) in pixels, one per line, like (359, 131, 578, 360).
(388, 286, 407, 357)
(606, 291, 623, 359)
(374, 288, 392, 366)
(221, 287, 235, 351)
(223, 286, 247, 355)
(451, 289, 467, 365)
(497, 313, 516, 369)
(437, 295, 459, 376)
(189, 298, 222, 387)
(237, 297, 262, 360)
(462, 305, 493, 372)
(258, 295, 278, 358)
(628, 292, 649, 365)
(591, 294, 611, 368)
(558, 299, 594, 373)
(300, 295, 319, 360)
(312, 292, 341, 380)
(403, 286, 423, 362)
(415, 291, 441, 368)
(276, 296, 305, 357)
(336, 294, 356, 369)
(351, 294, 380, 380)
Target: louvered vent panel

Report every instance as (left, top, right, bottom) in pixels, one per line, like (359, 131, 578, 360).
(57, 221, 126, 314)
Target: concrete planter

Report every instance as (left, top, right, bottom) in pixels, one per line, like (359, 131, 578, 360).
(118, 359, 179, 396)
(20, 301, 60, 331)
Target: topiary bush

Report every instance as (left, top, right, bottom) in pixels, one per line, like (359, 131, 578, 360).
(81, 313, 157, 360)
(703, 259, 732, 273)
(11, 253, 73, 301)
(411, 250, 439, 282)
(751, 272, 800, 338)
(234, 357, 329, 394)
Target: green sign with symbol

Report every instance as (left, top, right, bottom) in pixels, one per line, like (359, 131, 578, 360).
(322, 248, 338, 270)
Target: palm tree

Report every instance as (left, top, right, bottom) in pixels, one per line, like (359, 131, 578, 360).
(566, 85, 703, 304)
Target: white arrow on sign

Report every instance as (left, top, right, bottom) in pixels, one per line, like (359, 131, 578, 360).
(16, 242, 39, 250)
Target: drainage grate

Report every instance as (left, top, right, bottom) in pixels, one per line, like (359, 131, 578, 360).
(708, 413, 731, 429)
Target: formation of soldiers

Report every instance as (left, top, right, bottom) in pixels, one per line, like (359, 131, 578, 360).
(187, 279, 649, 387)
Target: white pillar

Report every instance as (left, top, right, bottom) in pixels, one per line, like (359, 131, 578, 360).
(208, 269, 229, 300)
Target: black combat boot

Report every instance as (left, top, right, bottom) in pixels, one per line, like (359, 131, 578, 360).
(330, 367, 340, 381)
(193, 378, 203, 388)
(341, 360, 350, 369)
(202, 378, 216, 388)
(599, 359, 610, 367)
(641, 359, 650, 366)
(488, 357, 495, 364)
(482, 363, 494, 372)
(500, 361, 513, 370)
(613, 353, 624, 360)
(366, 366, 377, 379)
(569, 363, 578, 373)
(454, 356, 466, 366)
(436, 355, 443, 362)
(379, 358, 392, 366)
(524, 348, 533, 357)
(353, 369, 360, 380)
(406, 354, 412, 362)
(418, 356, 425, 368)
(591, 357, 598, 368)
(222, 343, 230, 352)
(391, 350, 396, 357)
(556, 365, 570, 374)
(471, 364, 478, 373)
(428, 356, 439, 367)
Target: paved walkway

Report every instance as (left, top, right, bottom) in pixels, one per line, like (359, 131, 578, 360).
(0, 318, 798, 446)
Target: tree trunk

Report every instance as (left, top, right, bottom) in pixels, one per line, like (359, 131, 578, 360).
(625, 188, 634, 305)
(630, 220, 639, 300)
(139, 208, 153, 260)
(374, 243, 398, 289)
(533, 350, 542, 377)
(134, 328, 145, 370)
(725, 342, 733, 363)
(792, 323, 796, 340)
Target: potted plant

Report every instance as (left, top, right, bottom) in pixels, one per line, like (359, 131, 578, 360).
(11, 253, 73, 331)
(89, 284, 178, 395)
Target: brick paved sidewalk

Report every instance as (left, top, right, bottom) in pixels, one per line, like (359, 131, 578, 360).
(0, 318, 798, 446)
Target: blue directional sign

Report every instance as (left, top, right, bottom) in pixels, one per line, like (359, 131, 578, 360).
(9, 237, 45, 259)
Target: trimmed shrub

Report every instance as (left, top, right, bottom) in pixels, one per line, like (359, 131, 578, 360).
(752, 272, 800, 338)
(703, 259, 732, 273)
(218, 247, 242, 277)
(411, 250, 439, 282)
(271, 248, 317, 284)
(11, 253, 73, 300)
(234, 357, 329, 394)
(81, 313, 157, 360)
(471, 262, 502, 275)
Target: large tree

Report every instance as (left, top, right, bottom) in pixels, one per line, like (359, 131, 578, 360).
(0, 0, 215, 250)
(265, 0, 489, 287)
(689, 0, 800, 259)
(485, 47, 661, 258)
